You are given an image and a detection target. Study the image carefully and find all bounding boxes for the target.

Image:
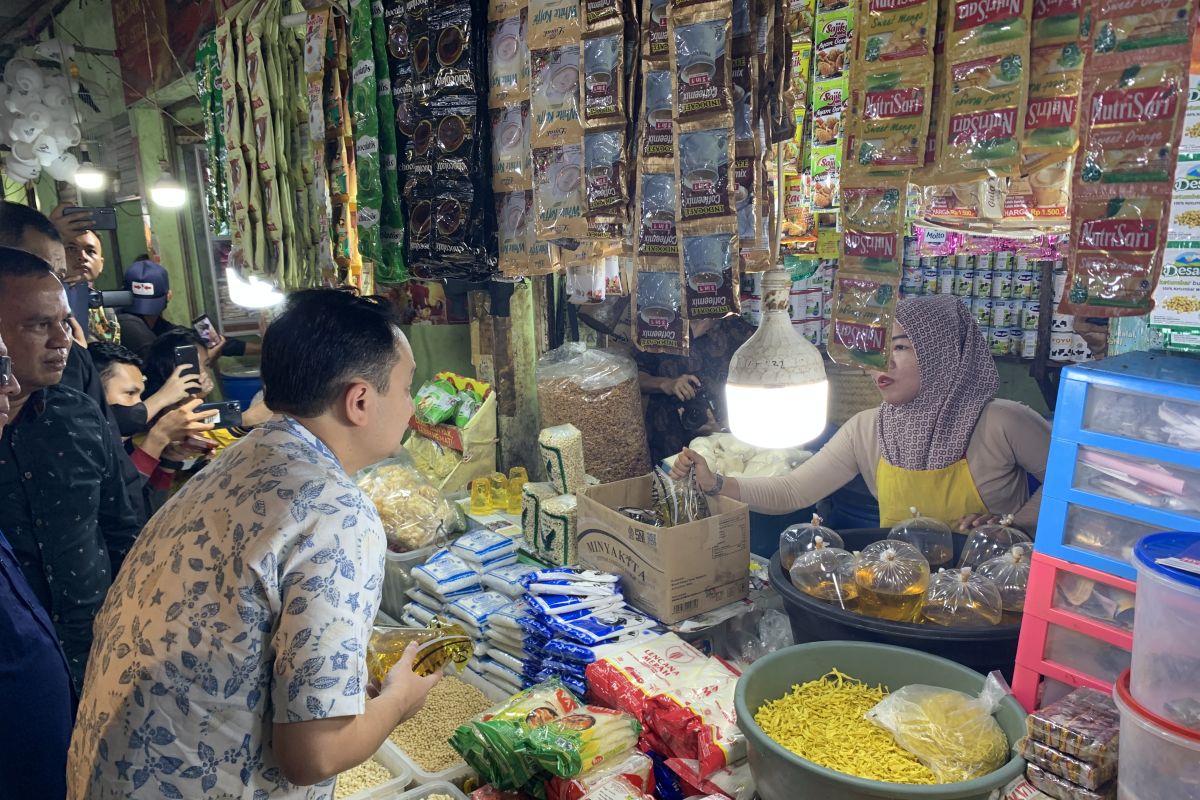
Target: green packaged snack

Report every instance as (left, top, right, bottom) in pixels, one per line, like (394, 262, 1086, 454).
(351, 0, 383, 265)
(522, 705, 642, 778)
(455, 390, 483, 428)
(415, 379, 460, 424)
(372, 0, 407, 282)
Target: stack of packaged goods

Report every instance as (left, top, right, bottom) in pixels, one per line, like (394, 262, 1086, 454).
(586, 633, 751, 797)
(1012, 688, 1120, 800)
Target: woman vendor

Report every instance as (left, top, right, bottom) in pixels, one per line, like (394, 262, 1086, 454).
(637, 314, 756, 464)
(672, 295, 1051, 533)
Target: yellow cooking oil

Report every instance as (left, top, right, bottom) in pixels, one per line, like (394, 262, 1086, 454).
(800, 577, 860, 610)
(923, 597, 1004, 627)
(854, 581, 926, 622)
(366, 621, 474, 685)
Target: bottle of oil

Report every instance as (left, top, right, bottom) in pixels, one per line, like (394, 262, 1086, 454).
(366, 620, 474, 685)
(854, 540, 930, 622)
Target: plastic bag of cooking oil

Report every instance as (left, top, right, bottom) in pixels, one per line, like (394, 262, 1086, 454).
(366, 621, 474, 685)
(865, 672, 1011, 783)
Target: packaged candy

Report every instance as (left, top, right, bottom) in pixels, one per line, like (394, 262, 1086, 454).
(1024, 687, 1120, 764)
(888, 507, 954, 569)
(920, 567, 1005, 626)
(866, 672, 1011, 783)
(854, 540, 931, 622)
(1025, 764, 1116, 800)
(1018, 736, 1117, 791)
(779, 513, 843, 571)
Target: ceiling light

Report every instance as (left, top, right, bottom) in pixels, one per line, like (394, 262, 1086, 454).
(150, 161, 186, 207)
(226, 267, 284, 309)
(73, 150, 105, 191)
(725, 269, 828, 449)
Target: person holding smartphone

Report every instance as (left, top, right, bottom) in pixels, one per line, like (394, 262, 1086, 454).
(65, 229, 121, 345)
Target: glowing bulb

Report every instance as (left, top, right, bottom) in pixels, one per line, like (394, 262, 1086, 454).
(150, 168, 186, 207)
(73, 160, 105, 191)
(225, 267, 284, 309)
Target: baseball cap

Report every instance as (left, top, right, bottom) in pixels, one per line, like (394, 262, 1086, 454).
(125, 259, 169, 315)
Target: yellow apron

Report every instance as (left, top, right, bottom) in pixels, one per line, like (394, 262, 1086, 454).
(876, 457, 988, 529)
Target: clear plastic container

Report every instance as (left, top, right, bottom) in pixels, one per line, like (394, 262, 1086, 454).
(1073, 446, 1200, 521)
(789, 544, 857, 610)
(920, 567, 1004, 627)
(389, 678, 510, 787)
(1083, 384, 1200, 453)
(394, 780, 471, 800)
(779, 514, 843, 571)
(338, 741, 415, 800)
(888, 507, 954, 570)
(977, 545, 1031, 615)
(958, 516, 1031, 570)
(1131, 532, 1200, 731)
(854, 540, 930, 622)
(1114, 671, 1200, 800)
(1044, 624, 1131, 685)
(1062, 504, 1155, 566)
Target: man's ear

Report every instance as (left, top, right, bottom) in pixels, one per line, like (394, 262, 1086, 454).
(167, 289, 174, 303)
(343, 380, 371, 427)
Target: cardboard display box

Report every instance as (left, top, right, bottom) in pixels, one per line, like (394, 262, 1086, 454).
(577, 475, 751, 624)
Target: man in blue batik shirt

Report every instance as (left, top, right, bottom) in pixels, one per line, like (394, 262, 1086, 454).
(68, 290, 442, 799)
(0, 300, 76, 799)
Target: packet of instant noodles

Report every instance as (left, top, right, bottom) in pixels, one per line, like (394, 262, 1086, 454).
(524, 705, 643, 778)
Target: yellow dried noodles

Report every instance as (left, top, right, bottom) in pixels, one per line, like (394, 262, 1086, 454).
(753, 669, 937, 784)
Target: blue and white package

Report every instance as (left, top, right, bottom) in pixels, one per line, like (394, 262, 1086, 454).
(403, 601, 439, 626)
(547, 607, 659, 645)
(489, 600, 531, 631)
(529, 592, 624, 617)
(527, 568, 622, 597)
(487, 647, 526, 674)
(482, 564, 539, 597)
(413, 553, 480, 597)
(540, 628, 662, 664)
(451, 530, 519, 565)
(405, 587, 442, 609)
(480, 657, 526, 690)
(486, 625, 528, 652)
(518, 615, 556, 640)
(471, 553, 519, 574)
(539, 656, 588, 680)
(535, 668, 587, 697)
(447, 591, 513, 628)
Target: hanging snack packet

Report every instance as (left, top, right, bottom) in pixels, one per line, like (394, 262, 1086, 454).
(671, 13, 735, 124)
(1078, 61, 1187, 186)
(531, 44, 583, 147)
(490, 10, 532, 108)
(840, 177, 907, 275)
(584, 0, 623, 33)
(429, 5, 476, 96)
(584, 130, 628, 215)
(498, 190, 533, 273)
(534, 144, 588, 240)
(828, 273, 899, 369)
(525, 706, 643, 778)
(530, 0, 583, 49)
(634, 271, 690, 354)
(644, 0, 672, 62)
(676, 126, 737, 227)
(1021, 0, 1086, 173)
(434, 187, 477, 265)
(637, 172, 681, 266)
(812, 80, 847, 149)
(1091, 0, 1195, 54)
(1060, 196, 1165, 315)
(582, 33, 624, 126)
(858, 0, 936, 65)
(851, 61, 934, 170)
(641, 70, 676, 165)
(492, 102, 533, 192)
(682, 228, 741, 318)
(734, 153, 758, 243)
(433, 94, 477, 183)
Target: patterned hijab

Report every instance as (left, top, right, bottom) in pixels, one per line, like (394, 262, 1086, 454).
(877, 295, 998, 470)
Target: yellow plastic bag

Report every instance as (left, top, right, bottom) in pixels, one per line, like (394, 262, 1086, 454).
(865, 672, 1011, 783)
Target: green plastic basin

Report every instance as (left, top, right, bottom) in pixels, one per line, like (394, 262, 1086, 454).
(734, 641, 1027, 800)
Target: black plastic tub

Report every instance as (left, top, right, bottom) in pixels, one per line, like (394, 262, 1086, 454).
(770, 528, 1021, 679)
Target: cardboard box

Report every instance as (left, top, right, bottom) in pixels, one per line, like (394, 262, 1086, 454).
(577, 475, 751, 624)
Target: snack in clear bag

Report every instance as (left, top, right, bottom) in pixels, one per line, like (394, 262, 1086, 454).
(366, 621, 475, 685)
(404, 433, 464, 482)
(789, 543, 858, 609)
(1024, 687, 1120, 764)
(634, 271, 690, 355)
(977, 544, 1030, 615)
(651, 466, 711, 526)
(889, 507, 954, 569)
(855, 540, 931, 622)
(958, 515, 1032, 569)
(525, 705, 643, 777)
(865, 672, 1011, 783)
(827, 274, 898, 370)
(357, 456, 457, 552)
(779, 513, 843, 570)
(920, 566, 1005, 627)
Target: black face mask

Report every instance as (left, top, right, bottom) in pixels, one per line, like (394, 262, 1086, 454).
(111, 402, 148, 437)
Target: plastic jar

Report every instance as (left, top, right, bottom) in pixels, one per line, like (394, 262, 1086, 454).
(1114, 670, 1200, 799)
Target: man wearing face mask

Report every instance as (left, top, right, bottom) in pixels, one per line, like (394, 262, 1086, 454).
(88, 343, 214, 516)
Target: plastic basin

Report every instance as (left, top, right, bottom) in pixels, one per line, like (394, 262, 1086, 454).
(770, 529, 1021, 678)
(1131, 531, 1200, 732)
(1114, 670, 1200, 800)
(734, 641, 1027, 800)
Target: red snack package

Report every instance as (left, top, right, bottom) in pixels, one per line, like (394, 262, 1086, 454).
(547, 750, 655, 800)
(585, 634, 708, 722)
(645, 667, 744, 779)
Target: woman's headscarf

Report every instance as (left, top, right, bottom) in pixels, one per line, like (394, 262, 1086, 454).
(877, 295, 998, 470)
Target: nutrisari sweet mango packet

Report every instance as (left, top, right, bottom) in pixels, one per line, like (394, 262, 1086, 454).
(827, 273, 899, 369)
(840, 176, 907, 275)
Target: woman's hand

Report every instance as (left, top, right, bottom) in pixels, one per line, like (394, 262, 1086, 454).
(958, 512, 1001, 531)
(379, 643, 442, 723)
(671, 447, 716, 492)
(666, 375, 701, 401)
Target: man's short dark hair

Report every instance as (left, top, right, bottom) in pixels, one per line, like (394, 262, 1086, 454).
(0, 202, 61, 248)
(88, 342, 143, 381)
(143, 328, 206, 398)
(263, 290, 408, 418)
(0, 245, 55, 281)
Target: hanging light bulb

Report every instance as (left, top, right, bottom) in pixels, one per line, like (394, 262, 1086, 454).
(225, 267, 284, 309)
(73, 148, 105, 191)
(150, 160, 186, 207)
(725, 268, 828, 448)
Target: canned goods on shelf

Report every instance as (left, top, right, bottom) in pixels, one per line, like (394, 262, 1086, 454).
(972, 297, 995, 326)
(1021, 329, 1037, 359)
(1021, 300, 1041, 330)
(1013, 271, 1036, 300)
(955, 254, 975, 270)
(991, 270, 1014, 300)
(921, 267, 938, 295)
(937, 268, 955, 295)
(954, 269, 976, 296)
(991, 299, 1015, 328)
(974, 269, 994, 297)
(976, 252, 995, 271)
(989, 327, 1013, 356)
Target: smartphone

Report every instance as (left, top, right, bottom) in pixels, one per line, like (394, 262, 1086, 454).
(173, 345, 201, 379)
(192, 314, 219, 349)
(64, 205, 117, 231)
(195, 400, 243, 430)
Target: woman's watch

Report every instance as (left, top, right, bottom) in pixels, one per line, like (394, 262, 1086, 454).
(704, 473, 725, 497)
